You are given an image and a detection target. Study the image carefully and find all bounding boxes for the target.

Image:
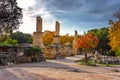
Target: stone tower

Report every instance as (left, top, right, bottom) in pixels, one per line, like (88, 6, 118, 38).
(52, 21, 60, 45)
(55, 21, 60, 36)
(73, 30, 78, 54)
(36, 16, 42, 32)
(33, 16, 44, 48)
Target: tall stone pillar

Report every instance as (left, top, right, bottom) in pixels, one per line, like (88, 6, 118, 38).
(73, 30, 78, 54)
(53, 21, 60, 45)
(55, 21, 60, 36)
(75, 30, 78, 37)
(33, 16, 44, 48)
(52, 21, 61, 57)
(36, 16, 42, 32)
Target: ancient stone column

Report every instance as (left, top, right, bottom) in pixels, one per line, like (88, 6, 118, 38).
(52, 21, 60, 45)
(55, 21, 60, 36)
(75, 30, 78, 37)
(36, 16, 42, 32)
(33, 16, 43, 48)
(73, 30, 78, 54)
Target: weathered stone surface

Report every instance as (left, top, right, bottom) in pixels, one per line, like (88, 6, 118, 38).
(52, 36, 60, 45)
(73, 30, 78, 55)
(93, 51, 101, 64)
(33, 16, 44, 48)
(36, 16, 42, 32)
(44, 47, 56, 59)
(55, 21, 60, 36)
(33, 32, 44, 47)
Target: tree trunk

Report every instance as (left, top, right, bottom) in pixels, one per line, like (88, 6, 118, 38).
(84, 50, 88, 63)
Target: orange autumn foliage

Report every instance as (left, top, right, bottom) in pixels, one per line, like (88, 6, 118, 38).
(77, 33, 99, 50)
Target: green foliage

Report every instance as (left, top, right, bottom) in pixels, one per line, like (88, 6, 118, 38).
(76, 58, 95, 66)
(115, 46, 120, 56)
(10, 31, 33, 43)
(25, 47, 43, 56)
(5, 38, 18, 46)
(0, 0, 22, 37)
(0, 41, 7, 46)
(87, 27, 111, 52)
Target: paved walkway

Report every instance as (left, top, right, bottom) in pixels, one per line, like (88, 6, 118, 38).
(0, 55, 120, 80)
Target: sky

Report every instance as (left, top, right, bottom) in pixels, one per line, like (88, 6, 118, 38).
(16, 0, 120, 35)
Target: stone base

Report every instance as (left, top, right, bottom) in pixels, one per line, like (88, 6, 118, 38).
(33, 32, 44, 48)
(52, 35, 60, 45)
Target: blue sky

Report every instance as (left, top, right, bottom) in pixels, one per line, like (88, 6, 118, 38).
(17, 0, 120, 35)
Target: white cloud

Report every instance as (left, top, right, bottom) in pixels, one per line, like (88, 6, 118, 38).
(16, 0, 56, 34)
(17, 0, 35, 9)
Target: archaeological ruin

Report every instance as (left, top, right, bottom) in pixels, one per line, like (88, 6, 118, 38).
(33, 16, 79, 59)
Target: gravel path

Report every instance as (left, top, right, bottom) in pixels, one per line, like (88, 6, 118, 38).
(0, 55, 120, 80)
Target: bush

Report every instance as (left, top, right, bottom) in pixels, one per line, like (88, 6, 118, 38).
(107, 51, 116, 56)
(5, 38, 18, 46)
(75, 58, 95, 66)
(25, 47, 43, 56)
(116, 46, 120, 56)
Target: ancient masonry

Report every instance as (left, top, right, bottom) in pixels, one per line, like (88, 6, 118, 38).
(33, 16, 44, 47)
(33, 16, 60, 48)
(33, 16, 79, 58)
(52, 21, 60, 45)
(73, 30, 78, 54)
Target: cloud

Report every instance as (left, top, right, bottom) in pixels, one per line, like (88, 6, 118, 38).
(17, 0, 120, 35)
(17, 0, 35, 10)
(17, 0, 56, 34)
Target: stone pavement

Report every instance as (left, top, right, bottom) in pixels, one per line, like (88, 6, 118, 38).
(0, 55, 120, 80)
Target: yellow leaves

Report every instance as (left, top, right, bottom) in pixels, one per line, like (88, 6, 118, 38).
(43, 32, 74, 46)
(43, 31, 54, 45)
(108, 19, 120, 51)
(60, 35, 73, 45)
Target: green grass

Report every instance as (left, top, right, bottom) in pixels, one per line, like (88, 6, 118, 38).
(98, 62, 120, 67)
(75, 58, 120, 67)
(0, 41, 8, 46)
(75, 58, 96, 66)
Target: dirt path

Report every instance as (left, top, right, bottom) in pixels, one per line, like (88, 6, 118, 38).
(0, 55, 120, 80)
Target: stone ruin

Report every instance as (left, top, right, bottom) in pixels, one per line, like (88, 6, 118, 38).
(33, 16, 79, 59)
(33, 16, 44, 48)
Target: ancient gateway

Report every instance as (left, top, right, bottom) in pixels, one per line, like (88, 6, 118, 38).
(33, 16, 78, 58)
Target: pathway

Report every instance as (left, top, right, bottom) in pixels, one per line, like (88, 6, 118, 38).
(0, 55, 120, 80)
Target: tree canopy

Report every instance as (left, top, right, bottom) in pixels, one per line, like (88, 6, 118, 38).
(108, 10, 120, 51)
(87, 28, 110, 52)
(77, 33, 99, 50)
(43, 31, 54, 46)
(0, 0, 22, 37)
(10, 31, 33, 43)
(60, 34, 73, 46)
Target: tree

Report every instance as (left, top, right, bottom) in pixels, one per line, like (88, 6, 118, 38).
(77, 33, 99, 62)
(43, 31, 54, 45)
(60, 34, 74, 45)
(0, 0, 22, 38)
(108, 10, 120, 52)
(87, 28, 111, 54)
(5, 38, 18, 46)
(10, 31, 33, 43)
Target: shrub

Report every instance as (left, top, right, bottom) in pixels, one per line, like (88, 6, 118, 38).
(25, 46, 43, 56)
(115, 46, 120, 58)
(5, 38, 18, 46)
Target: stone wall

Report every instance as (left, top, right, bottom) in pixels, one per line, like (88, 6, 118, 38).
(33, 32, 44, 47)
